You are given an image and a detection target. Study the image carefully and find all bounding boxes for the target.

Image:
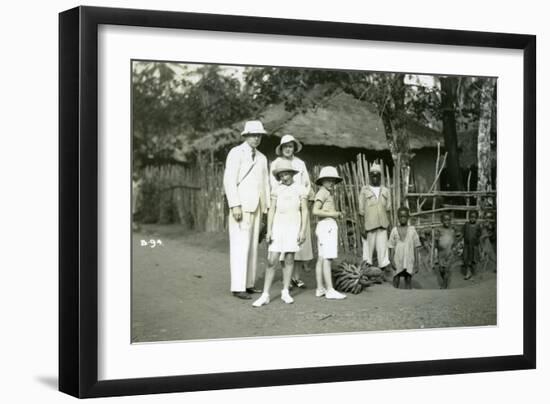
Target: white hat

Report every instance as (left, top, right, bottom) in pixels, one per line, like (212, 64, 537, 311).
(275, 134, 303, 156)
(315, 166, 343, 185)
(272, 159, 299, 179)
(241, 120, 267, 136)
(369, 163, 382, 173)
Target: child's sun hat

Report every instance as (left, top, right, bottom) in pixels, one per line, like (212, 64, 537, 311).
(275, 134, 303, 156)
(272, 159, 300, 179)
(315, 166, 343, 185)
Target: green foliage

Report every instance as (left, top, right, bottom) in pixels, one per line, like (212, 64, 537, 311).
(244, 66, 495, 132)
(454, 77, 497, 131)
(132, 61, 496, 172)
(132, 62, 190, 169)
(244, 67, 433, 140)
(132, 62, 253, 169)
(183, 65, 254, 133)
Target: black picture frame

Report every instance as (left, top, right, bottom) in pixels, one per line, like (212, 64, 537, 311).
(59, 5, 536, 399)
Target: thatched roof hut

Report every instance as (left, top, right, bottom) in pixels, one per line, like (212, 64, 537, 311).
(190, 90, 490, 191)
(191, 91, 442, 164)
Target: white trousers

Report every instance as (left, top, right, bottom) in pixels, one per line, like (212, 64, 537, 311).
(362, 228, 390, 267)
(228, 206, 261, 292)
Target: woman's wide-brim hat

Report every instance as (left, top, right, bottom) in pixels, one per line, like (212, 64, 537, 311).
(315, 166, 343, 185)
(241, 120, 267, 136)
(272, 159, 300, 178)
(275, 134, 303, 156)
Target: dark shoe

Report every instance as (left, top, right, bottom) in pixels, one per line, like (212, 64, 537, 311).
(246, 287, 262, 294)
(291, 278, 306, 288)
(233, 291, 252, 300)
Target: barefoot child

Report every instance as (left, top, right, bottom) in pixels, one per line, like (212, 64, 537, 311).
(312, 167, 346, 300)
(388, 207, 421, 289)
(434, 212, 456, 289)
(463, 210, 482, 280)
(253, 160, 308, 307)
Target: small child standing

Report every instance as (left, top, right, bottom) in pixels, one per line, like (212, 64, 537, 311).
(463, 210, 482, 280)
(312, 167, 346, 300)
(434, 212, 456, 289)
(388, 207, 421, 289)
(253, 160, 308, 307)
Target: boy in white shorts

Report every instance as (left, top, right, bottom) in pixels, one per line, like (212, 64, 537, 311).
(312, 167, 346, 300)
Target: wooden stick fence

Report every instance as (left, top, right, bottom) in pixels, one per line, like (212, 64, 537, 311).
(311, 154, 398, 257)
(314, 152, 496, 267)
(136, 161, 226, 232)
(137, 152, 496, 271)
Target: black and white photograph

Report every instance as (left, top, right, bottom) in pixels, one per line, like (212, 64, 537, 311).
(3, 0, 545, 402)
(131, 61, 498, 343)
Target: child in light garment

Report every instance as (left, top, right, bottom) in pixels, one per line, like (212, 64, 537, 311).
(252, 159, 308, 307)
(388, 207, 421, 289)
(434, 212, 456, 289)
(312, 166, 346, 300)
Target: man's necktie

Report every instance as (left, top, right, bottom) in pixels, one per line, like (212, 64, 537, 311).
(251, 149, 256, 161)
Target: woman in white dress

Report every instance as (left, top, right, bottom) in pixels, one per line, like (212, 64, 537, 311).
(269, 134, 314, 288)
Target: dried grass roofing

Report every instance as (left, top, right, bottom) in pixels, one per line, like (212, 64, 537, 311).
(191, 90, 445, 153)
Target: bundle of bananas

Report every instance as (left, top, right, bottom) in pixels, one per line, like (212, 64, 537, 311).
(359, 261, 385, 283)
(333, 261, 381, 294)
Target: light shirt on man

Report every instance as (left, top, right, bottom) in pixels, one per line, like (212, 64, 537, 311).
(358, 184, 391, 231)
(369, 185, 381, 199)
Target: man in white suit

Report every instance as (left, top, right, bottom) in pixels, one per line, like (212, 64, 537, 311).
(223, 121, 270, 299)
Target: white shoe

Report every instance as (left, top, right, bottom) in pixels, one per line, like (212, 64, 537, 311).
(281, 289, 294, 304)
(252, 293, 270, 307)
(315, 288, 326, 297)
(325, 289, 346, 300)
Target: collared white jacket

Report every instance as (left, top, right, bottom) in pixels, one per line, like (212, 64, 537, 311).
(223, 142, 270, 213)
(358, 185, 392, 231)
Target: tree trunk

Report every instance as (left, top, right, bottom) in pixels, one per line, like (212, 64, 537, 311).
(477, 78, 495, 192)
(440, 77, 463, 190)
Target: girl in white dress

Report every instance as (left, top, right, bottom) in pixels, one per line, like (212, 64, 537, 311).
(269, 134, 313, 289)
(253, 159, 309, 307)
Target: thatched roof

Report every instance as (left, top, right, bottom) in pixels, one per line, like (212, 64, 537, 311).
(191, 90, 443, 153)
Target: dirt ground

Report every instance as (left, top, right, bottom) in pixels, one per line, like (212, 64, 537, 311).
(131, 224, 496, 343)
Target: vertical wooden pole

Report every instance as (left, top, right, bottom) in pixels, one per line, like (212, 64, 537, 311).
(363, 155, 369, 186)
(395, 153, 401, 208)
(429, 190, 437, 268)
(466, 170, 472, 220)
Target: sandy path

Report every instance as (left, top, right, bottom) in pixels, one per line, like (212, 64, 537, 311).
(132, 226, 496, 342)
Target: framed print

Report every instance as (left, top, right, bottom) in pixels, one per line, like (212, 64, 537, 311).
(59, 5, 536, 398)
